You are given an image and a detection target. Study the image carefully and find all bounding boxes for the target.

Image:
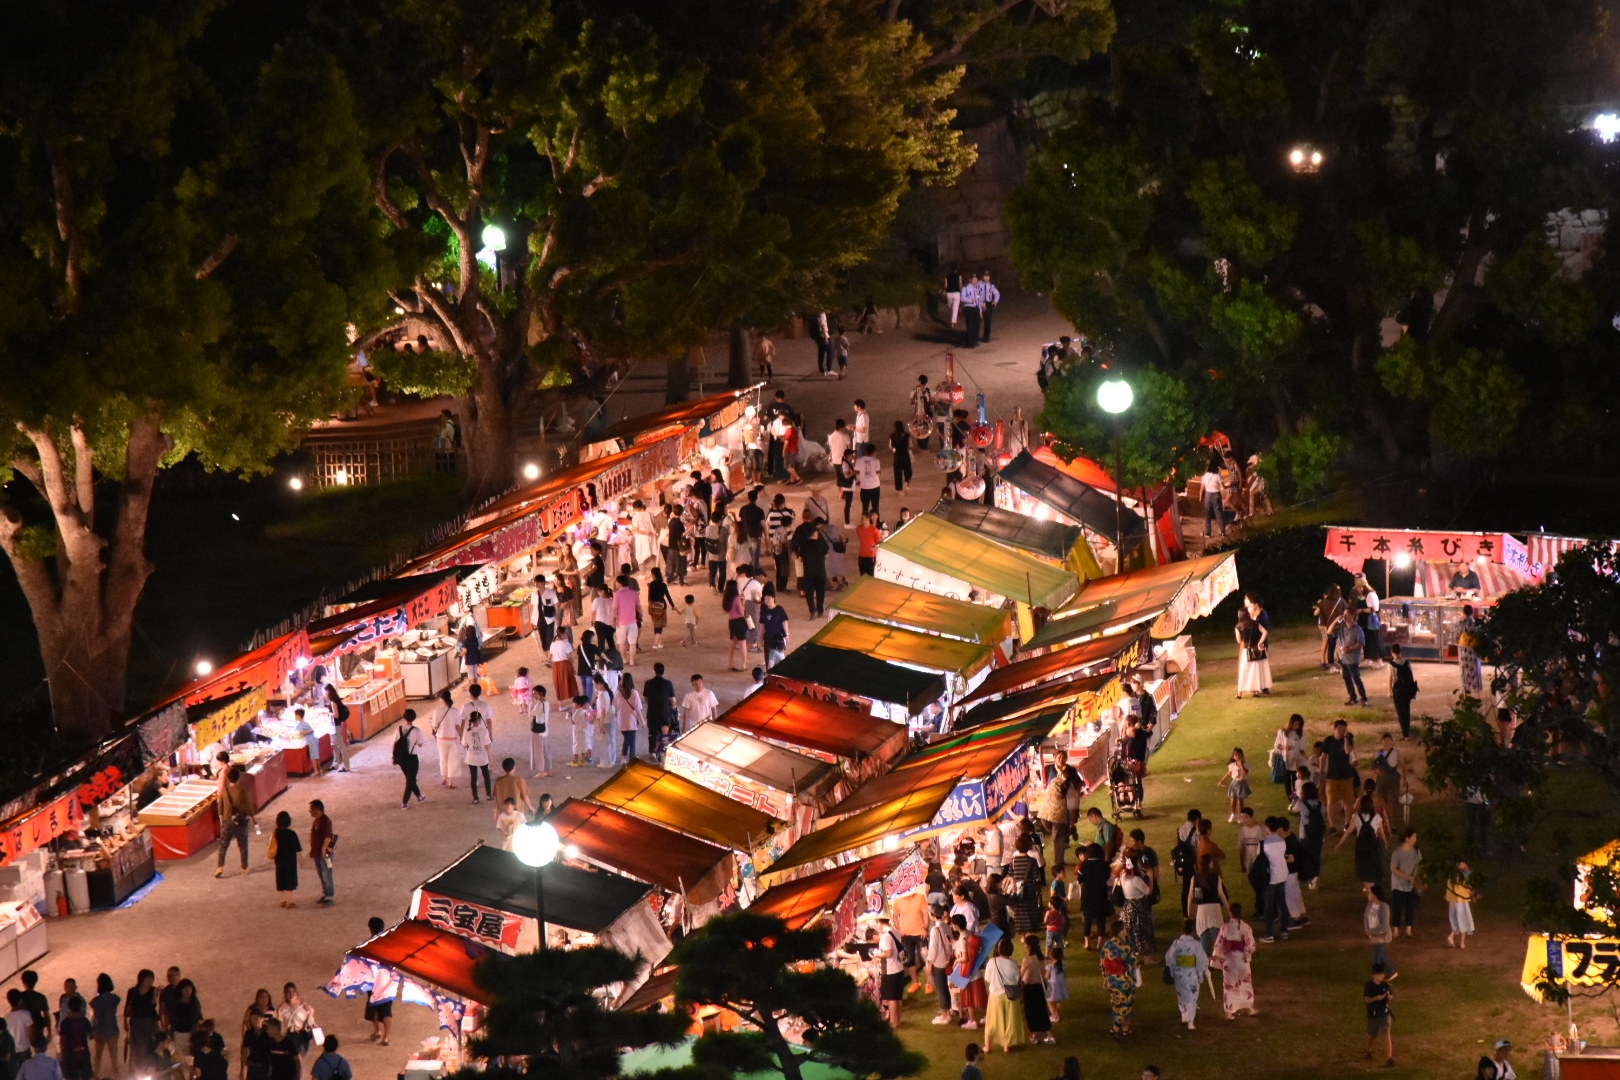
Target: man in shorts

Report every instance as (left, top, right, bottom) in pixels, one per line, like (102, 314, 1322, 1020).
(1363, 962, 1394, 1066)
(875, 915, 908, 1028)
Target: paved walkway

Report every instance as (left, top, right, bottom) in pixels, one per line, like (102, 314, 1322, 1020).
(10, 293, 1081, 1073)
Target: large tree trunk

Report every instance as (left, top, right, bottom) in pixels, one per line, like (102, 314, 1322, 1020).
(0, 418, 166, 743)
(463, 376, 520, 501)
(666, 353, 690, 405)
(728, 324, 751, 388)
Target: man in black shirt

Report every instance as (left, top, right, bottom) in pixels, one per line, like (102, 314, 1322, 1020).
(16, 971, 49, 1043)
(1363, 963, 1394, 1066)
(1320, 719, 1357, 829)
(643, 663, 676, 757)
(738, 488, 766, 570)
(793, 516, 831, 618)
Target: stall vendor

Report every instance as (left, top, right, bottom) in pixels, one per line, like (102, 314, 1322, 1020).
(1448, 562, 1482, 596)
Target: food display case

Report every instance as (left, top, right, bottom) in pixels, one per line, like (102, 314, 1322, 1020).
(258, 706, 336, 775)
(338, 676, 407, 741)
(398, 634, 463, 699)
(0, 901, 47, 983)
(233, 746, 288, 811)
(139, 778, 222, 860)
(59, 828, 157, 909)
(1378, 597, 1495, 662)
(483, 585, 535, 637)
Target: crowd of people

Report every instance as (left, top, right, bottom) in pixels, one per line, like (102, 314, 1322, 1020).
(0, 967, 354, 1080)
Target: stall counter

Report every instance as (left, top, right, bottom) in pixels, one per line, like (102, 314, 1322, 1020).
(401, 648, 461, 699)
(1379, 596, 1493, 662)
(140, 779, 222, 861)
(240, 749, 288, 811)
(485, 587, 535, 637)
(340, 677, 407, 741)
(0, 901, 47, 985)
(85, 827, 156, 908)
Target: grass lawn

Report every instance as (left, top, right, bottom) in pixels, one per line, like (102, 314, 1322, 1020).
(894, 625, 1608, 1080)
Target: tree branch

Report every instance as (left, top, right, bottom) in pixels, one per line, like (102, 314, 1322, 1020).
(405, 142, 478, 294)
(373, 148, 411, 230)
(414, 277, 476, 357)
(48, 145, 86, 312)
(69, 425, 95, 519)
(194, 234, 239, 280)
(103, 414, 168, 620)
(918, 0, 1026, 71)
(0, 503, 61, 612)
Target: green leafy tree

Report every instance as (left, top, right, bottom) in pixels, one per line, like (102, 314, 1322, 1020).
(1039, 362, 1205, 490)
(0, 3, 390, 740)
(1007, 0, 1620, 470)
(336, 0, 973, 497)
(671, 911, 924, 1080)
(455, 945, 689, 1080)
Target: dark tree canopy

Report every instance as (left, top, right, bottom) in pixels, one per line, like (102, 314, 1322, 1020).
(1008, 0, 1620, 475)
(0, 0, 390, 739)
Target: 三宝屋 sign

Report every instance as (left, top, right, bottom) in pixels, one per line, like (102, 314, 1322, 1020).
(412, 890, 524, 952)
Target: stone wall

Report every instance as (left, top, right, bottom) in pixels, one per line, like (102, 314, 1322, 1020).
(927, 118, 1026, 278)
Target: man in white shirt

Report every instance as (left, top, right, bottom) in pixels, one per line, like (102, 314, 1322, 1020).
(4, 993, 34, 1060)
(826, 419, 852, 466)
(853, 444, 883, 516)
(1200, 461, 1225, 537)
(852, 400, 871, 447)
(1260, 818, 1292, 942)
(980, 822, 1004, 877)
(978, 272, 1001, 342)
(875, 916, 907, 1028)
(431, 692, 464, 788)
(678, 674, 719, 732)
(740, 570, 765, 652)
(960, 276, 982, 348)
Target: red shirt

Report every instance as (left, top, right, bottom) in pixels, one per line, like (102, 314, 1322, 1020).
(857, 524, 882, 559)
(310, 813, 334, 857)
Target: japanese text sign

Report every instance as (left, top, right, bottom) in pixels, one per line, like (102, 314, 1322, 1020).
(413, 890, 524, 953)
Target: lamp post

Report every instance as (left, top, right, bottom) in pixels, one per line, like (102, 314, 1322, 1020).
(1096, 378, 1134, 575)
(512, 819, 560, 950)
(480, 224, 507, 292)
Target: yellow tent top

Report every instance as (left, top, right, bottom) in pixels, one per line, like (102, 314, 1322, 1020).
(877, 514, 1077, 610)
(830, 577, 1012, 645)
(808, 615, 995, 679)
(765, 777, 961, 876)
(588, 760, 780, 851)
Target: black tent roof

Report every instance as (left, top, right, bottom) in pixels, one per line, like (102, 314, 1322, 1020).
(931, 499, 1084, 563)
(997, 452, 1145, 544)
(418, 843, 652, 934)
(767, 644, 946, 715)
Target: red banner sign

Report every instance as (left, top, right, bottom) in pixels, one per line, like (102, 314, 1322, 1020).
(412, 889, 524, 952)
(0, 790, 85, 867)
(1325, 528, 1513, 569)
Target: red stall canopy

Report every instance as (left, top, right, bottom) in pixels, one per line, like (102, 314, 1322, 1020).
(546, 798, 733, 906)
(350, 920, 495, 1004)
(714, 687, 909, 767)
(961, 628, 1145, 705)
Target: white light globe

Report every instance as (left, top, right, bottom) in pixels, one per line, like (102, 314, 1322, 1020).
(194, 659, 214, 676)
(1096, 379, 1134, 415)
(482, 224, 507, 252)
(513, 820, 560, 868)
(523, 463, 541, 481)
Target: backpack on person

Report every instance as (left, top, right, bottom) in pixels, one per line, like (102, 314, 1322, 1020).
(1172, 830, 1197, 879)
(1247, 848, 1271, 896)
(1355, 813, 1380, 862)
(392, 727, 413, 766)
(1303, 801, 1326, 842)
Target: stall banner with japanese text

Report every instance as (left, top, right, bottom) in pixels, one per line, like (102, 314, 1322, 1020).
(664, 748, 790, 820)
(1521, 934, 1620, 1001)
(0, 789, 85, 867)
(826, 872, 866, 951)
(866, 847, 928, 913)
(193, 688, 268, 751)
(982, 746, 1034, 821)
(1078, 674, 1127, 725)
(1153, 557, 1240, 639)
(1324, 528, 1514, 571)
(412, 890, 524, 953)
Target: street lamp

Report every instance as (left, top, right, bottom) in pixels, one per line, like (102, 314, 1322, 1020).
(1096, 378, 1134, 575)
(1288, 144, 1324, 174)
(512, 819, 560, 951)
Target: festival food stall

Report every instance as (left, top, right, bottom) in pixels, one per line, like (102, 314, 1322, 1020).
(766, 645, 948, 724)
(961, 628, 1145, 707)
(930, 500, 1091, 575)
(761, 777, 962, 881)
(307, 569, 463, 699)
(325, 919, 493, 1077)
(412, 844, 672, 987)
(712, 687, 909, 787)
(546, 798, 738, 929)
(1323, 527, 1529, 661)
(874, 514, 1078, 640)
(665, 723, 845, 834)
(186, 688, 289, 809)
(1527, 534, 1619, 582)
(582, 385, 759, 461)
(995, 450, 1146, 575)
(1022, 447, 1188, 563)
(1029, 550, 1237, 652)
(588, 761, 787, 900)
(806, 616, 998, 704)
(830, 576, 1013, 648)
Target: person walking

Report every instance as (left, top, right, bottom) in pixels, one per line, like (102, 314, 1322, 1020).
(1380, 829, 1419, 939)
(1257, 819, 1291, 942)
(1187, 864, 1229, 957)
(616, 674, 645, 761)
(1336, 795, 1389, 896)
(215, 765, 258, 877)
(190, 1020, 228, 1080)
(393, 710, 427, 808)
(307, 800, 336, 907)
(1446, 859, 1477, 948)
(1164, 919, 1210, 1030)
(1365, 885, 1396, 974)
(613, 576, 642, 666)
(961, 274, 983, 348)
(309, 1036, 351, 1080)
(951, 914, 987, 1030)
(982, 939, 1028, 1052)
(943, 268, 964, 327)
(856, 513, 882, 578)
(525, 687, 551, 777)
(1458, 604, 1485, 698)
(1077, 843, 1112, 950)
(56, 996, 91, 1080)
(1021, 936, 1054, 1044)
(1387, 644, 1419, 739)
(1044, 946, 1068, 1022)
(86, 976, 118, 1079)
(430, 690, 463, 788)
(722, 580, 747, 671)
(1320, 719, 1358, 829)
(1098, 920, 1139, 1041)
(854, 443, 883, 517)
(979, 272, 1000, 341)
(122, 971, 159, 1075)
(1335, 612, 1369, 705)
(269, 811, 301, 908)
(761, 593, 789, 670)
(274, 987, 315, 1063)
(1220, 749, 1251, 822)
(926, 906, 956, 1026)
(794, 517, 830, 619)
(889, 421, 913, 493)
(323, 684, 353, 773)
(1363, 963, 1395, 1066)
(461, 711, 494, 802)
(1199, 460, 1225, 538)
(1209, 904, 1257, 1018)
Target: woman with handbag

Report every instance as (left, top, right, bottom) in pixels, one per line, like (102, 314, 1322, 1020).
(1386, 644, 1419, 739)
(646, 568, 674, 649)
(1020, 936, 1054, 1043)
(982, 938, 1029, 1052)
(1271, 714, 1306, 803)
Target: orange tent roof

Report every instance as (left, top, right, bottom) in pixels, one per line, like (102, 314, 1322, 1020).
(830, 730, 1031, 820)
(588, 760, 780, 851)
(749, 863, 865, 930)
(546, 798, 733, 902)
(1033, 446, 1119, 494)
(767, 778, 961, 875)
(351, 920, 495, 1004)
(715, 686, 909, 763)
(961, 627, 1143, 705)
(959, 676, 1111, 730)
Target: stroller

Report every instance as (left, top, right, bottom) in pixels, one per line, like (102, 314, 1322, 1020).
(1107, 748, 1145, 821)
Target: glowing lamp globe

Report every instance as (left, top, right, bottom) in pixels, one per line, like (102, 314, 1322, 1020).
(513, 820, 560, 868)
(481, 224, 507, 252)
(1096, 379, 1134, 415)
